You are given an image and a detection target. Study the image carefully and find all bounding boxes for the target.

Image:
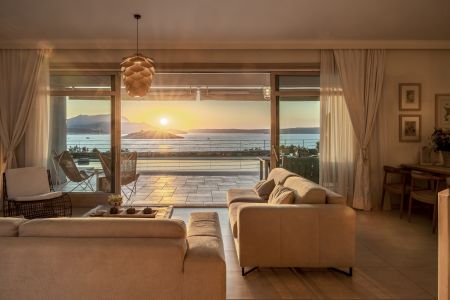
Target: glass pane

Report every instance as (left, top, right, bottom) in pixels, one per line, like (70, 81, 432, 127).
(279, 97, 320, 183)
(49, 76, 112, 193)
(278, 75, 320, 92)
(50, 75, 111, 91)
(120, 73, 270, 204)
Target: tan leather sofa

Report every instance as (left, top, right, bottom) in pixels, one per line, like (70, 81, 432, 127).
(0, 212, 226, 300)
(227, 168, 355, 276)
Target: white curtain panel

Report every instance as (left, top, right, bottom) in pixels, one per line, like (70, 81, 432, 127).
(0, 49, 48, 170)
(319, 50, 356, 203)
(24, 52, 50, 167)
(333, 49, 386, 211)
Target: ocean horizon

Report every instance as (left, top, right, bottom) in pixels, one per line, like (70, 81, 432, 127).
(67, 132, 320, 153)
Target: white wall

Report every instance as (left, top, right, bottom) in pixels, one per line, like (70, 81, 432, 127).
(377, 50, 450, 166)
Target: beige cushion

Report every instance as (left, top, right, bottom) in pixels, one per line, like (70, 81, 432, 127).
(253, 179, 275, 201)
(268, 185, 295, 204)
(19, 218, 187, 238)
(13, 191, 63, 202)
(5, 167, 50, 199)
(284, 177, 327, 204)
(267, 167, 298, 185)
(0, 217, 28, 237)
(227, 188, 264, 206)
(187, 212, 221, 238)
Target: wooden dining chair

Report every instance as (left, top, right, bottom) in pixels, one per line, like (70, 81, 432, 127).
(408, 171, 445, 233)
(380, 165, 410, 217)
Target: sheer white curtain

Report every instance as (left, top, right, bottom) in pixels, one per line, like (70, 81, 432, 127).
(23, 52, 50, 167)
(0, 49, 49, 171)
(319, 50, 356, 203)
(333, 49, 386, 210)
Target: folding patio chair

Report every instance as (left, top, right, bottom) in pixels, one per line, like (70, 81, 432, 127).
(52, 150, 95, 192)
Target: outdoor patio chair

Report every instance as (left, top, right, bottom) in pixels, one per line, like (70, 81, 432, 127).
(52, 150, 96, 192)
(97, 151, 140, 200)
(2, 167, 72, 219)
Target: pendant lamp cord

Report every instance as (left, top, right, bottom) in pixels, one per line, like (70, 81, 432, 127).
(134, 14, 141, 55)
(136, 16, 139, 54)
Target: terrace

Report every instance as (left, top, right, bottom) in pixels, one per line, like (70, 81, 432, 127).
(54, 137, 319, 206)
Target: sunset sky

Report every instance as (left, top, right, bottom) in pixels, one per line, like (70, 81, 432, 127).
(67, 99, 320, 129)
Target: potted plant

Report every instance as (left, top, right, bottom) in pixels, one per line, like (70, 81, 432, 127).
(431, 128, 450, 167)
(108, 194, 123, 214)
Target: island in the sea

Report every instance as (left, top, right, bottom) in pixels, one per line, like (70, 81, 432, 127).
(123, 130, 184, 139)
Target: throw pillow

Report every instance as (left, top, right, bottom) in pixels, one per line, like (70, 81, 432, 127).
(253, 179, 275, 201)
(268, 184, 295, 204)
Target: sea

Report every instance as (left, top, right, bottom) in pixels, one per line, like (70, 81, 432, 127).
(67, 133, 320, 153)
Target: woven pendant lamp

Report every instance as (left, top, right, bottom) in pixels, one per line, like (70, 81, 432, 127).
(121, 14, 156, 97)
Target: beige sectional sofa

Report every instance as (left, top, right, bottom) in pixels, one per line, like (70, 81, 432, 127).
(227, 168, 355, 276)
(0, 212, 226, 300)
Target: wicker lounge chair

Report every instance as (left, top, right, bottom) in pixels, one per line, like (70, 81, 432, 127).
(97, 151, 140, 200)
(2, 167, 72, 218)
(52, 150, 95, 192)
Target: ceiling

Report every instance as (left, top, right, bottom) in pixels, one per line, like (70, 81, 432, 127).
(1, 0, 450, 49)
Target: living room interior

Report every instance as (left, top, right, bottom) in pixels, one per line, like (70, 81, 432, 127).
(1, 1, 450, 299)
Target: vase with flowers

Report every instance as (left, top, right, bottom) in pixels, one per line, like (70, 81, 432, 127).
(108, 194, 123, 214)
(431, 128, 450, 167)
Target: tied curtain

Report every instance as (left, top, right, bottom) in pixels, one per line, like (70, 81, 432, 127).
(319, 50, 356, 203)
(0, 49, 50, 196)
(333, 49, 386, 210)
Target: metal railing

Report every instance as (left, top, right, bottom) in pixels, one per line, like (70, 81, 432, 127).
(65, 138, 319, 173)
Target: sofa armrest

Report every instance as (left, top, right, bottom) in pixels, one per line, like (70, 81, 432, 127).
(183, 212, 226, 300)
(237, 203, 355, 268)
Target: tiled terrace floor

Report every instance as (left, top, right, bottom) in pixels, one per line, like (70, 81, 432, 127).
(59, 174, 260, 207)
(129, 174, 259, 206)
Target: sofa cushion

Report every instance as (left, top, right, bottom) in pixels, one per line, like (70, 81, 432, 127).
(253, 179, 275, 201)
(187, 212, 221, 238)
(227, 188, 264, 206)
(268, 185, 295, 204)
(267, 167, 298, 185)
(0, 217, 28, 237)
(5, 167, 50, 199)
(19, 218, 187, 238)
(284, 177, 327, 204)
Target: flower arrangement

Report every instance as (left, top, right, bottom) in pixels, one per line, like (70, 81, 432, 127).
(431, 128, 450, 152)
(108, 194, 123, 207)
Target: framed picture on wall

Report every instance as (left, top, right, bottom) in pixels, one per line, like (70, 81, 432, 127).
(399, 114, 421, 142)
(435, 94, 450, 129)
(399, 83, 421, 110)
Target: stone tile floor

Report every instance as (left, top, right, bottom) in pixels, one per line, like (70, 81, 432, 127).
(60, 174, 260, 207)
(129, 175, 259, 207)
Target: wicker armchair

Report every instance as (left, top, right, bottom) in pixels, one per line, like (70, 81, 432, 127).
(2, 167, 72, 219)
(97, 151, 140, 200)
(52, 150, 95, 192)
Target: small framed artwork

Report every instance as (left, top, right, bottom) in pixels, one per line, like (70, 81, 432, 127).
(435, 94, 450, 129)
(399, 114, 421, 143)
(399, 83, 421, 110)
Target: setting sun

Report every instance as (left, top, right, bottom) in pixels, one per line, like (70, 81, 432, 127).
(160, 117, 169, 126)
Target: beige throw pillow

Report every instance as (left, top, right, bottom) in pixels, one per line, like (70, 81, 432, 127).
(268, 184, 295, 204)
(253, 179, 275, 201)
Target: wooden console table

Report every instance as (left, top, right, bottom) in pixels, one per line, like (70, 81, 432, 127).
(401, 164, 450, 177)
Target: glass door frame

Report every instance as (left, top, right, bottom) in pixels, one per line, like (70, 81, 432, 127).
(269, 71, 320, 170)
(50, 70, 122, 197)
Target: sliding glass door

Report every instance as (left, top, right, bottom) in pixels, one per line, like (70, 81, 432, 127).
(270, 72, 320, 182)
(49, 73, 121, 194)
